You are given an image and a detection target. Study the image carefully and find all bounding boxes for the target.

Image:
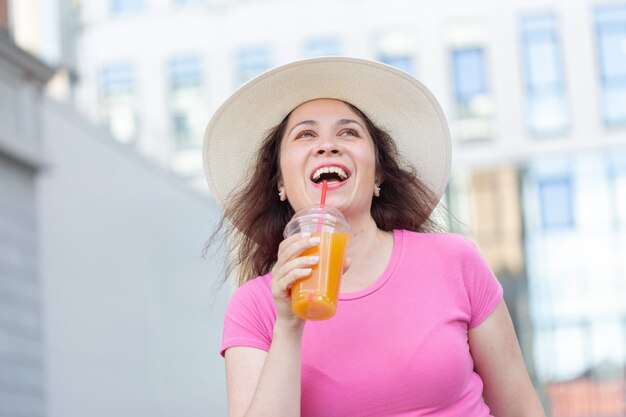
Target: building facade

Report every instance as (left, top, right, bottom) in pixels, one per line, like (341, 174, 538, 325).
(1, 9, 231, 416)
(0, 29, 53, 417)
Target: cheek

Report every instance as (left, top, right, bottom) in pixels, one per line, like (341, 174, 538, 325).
(278, 153, 303, 190)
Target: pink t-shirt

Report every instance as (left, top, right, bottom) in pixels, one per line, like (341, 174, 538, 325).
(220, 230, 503, 416)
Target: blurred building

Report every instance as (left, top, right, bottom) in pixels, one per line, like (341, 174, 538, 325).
(1, 8, 229, 417)
(0, 26, 54, 417)
(4, 0, 626, 415)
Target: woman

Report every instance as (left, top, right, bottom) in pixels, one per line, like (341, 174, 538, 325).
(204, 57, 546, 417)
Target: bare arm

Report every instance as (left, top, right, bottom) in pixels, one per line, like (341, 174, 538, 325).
(223, 233, 321, 417)
(225, 324, 303, 417)
(468, 299, 546, 417)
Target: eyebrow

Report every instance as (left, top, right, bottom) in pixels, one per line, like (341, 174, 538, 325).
(288, 120, 317, 136)
(288, 118, 365, 136)
(338, 119, 365, 130)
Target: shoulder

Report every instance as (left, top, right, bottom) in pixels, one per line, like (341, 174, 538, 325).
(399, 230, 481, 258)
(227, 273, 274, 315)
(221, 273, 275, 356)
(237, 272, 272, 295)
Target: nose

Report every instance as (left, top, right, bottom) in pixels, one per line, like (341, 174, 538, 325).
(315, 134, 342, 156)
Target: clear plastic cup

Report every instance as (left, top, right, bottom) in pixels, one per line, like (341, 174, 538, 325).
(283, 206, 351, 320)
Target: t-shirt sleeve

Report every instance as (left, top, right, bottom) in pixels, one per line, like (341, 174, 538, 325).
(460, 238, 504, 329)
(220, 275, 276, 357)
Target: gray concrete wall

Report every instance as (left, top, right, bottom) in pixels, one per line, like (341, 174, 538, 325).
(37, 98, 229, 416)
(0, 153, 44, 417)
(0, 35, 49, 417)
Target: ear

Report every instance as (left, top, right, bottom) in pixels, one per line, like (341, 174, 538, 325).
(374, 177, 383, 197)
(277, 181, 287, 201)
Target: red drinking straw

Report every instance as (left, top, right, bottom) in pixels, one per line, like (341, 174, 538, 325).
(317, 180, 328, 233)
(320, 180, 328, 208)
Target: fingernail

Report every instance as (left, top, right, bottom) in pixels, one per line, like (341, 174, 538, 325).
(309, 237, 321, 245)
(301, 232, 311, 238)
(301, 268, 312, 275)
(308, 256, 319, 264)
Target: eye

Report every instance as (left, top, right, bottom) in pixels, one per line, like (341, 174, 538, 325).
(340, 128, 359, 137)
(295, 130, 316, 139)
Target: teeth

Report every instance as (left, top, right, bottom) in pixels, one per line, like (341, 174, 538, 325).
(311, 166, 349, 181)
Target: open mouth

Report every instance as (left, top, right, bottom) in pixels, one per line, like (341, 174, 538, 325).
(310, 165, 351, 185)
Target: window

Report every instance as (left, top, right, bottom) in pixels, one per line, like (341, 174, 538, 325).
(111, 0, 142, 14)
(173, 112, 191, 146)
(450, 46, 494, 140)
(375, 30, 416, 75)
(169, 56, 201, 90)
(379, 55, 414, 74)
(304, 39, 340, 57)
(539, 177, 574, 230)
(237, 47, 270, 85)
(521, 13, 569, 135)
(167, 56, 207, 177)
(453, 48, 487, 102)
(595, 5, 626, 127)
(167, 56, 204, 153)
(100, 64, 137, 144)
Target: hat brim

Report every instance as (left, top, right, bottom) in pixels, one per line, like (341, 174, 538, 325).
(203, 57, 451, 209)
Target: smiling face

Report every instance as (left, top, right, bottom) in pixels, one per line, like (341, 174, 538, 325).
(279, 99, 378, 218)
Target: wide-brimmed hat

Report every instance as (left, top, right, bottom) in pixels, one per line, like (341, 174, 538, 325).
(203, 56, 451, 209)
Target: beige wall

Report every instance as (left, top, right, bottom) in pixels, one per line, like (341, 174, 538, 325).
(469, 166, 525, 277)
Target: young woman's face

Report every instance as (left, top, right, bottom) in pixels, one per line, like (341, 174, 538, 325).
(279, 99, 377, 217)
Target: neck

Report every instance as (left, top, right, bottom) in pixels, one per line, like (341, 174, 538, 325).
(340, 212, 394, 290)
(344, 213, 387, 257)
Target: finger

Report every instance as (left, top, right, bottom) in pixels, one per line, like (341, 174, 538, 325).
(276, 268, 312, 294)
(277, 232, 311, 253)
(276, 255, 319, 280)
(278, 234, 321, 263)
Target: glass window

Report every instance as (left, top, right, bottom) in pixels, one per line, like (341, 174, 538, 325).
(379, 55, 414, 74)
(237, 47, 270, 85)
(450, 47, 493, 140)
(453, 48, 487, 102)
(100, 64, 137, 144)
(111, 0, 142, 14)
(539, 177, 574, 230)
(595, 5, 626, 127)
(304, 39, 340, 57)
(375, 29, 416, 75)
(167, 56, 207, 177)
(101, 65, 134, 93)
(173, 112, 191, 146)
(169, 56, 201, 90)
(521, 13, 569, 135)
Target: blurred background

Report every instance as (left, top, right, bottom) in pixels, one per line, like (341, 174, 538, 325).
(1, 0, 625, 415)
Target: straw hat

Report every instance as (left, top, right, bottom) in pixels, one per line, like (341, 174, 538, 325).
(203, 56, 451, 208)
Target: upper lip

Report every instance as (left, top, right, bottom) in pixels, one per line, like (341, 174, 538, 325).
(309, 163, 351, 182)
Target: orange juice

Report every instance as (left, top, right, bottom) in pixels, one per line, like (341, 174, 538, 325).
(291, 231, 350, 320)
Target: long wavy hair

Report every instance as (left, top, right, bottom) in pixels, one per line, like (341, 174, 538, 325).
(209, 101, 445, 287)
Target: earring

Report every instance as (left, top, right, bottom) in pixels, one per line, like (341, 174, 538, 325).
(374, 184, 381, 197)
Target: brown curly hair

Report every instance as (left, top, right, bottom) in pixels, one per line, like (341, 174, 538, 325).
(209, 101, 445, 287)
